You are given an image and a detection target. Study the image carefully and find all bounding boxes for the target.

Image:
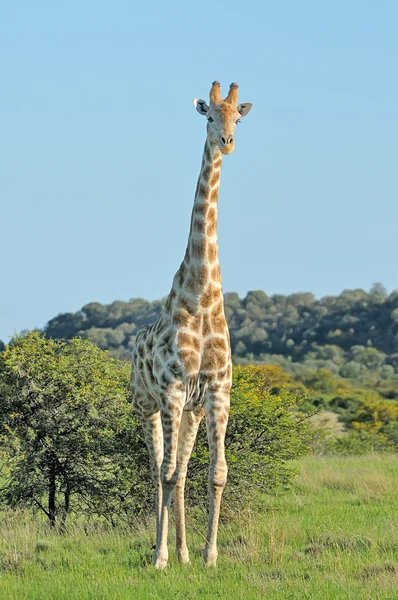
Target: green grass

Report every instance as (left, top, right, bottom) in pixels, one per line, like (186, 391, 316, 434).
(0, 455, 397, 599)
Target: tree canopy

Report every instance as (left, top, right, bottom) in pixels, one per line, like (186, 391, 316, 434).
(0, 333, 148, 527)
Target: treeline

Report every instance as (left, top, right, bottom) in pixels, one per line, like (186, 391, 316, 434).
(28, 283, 398, 387)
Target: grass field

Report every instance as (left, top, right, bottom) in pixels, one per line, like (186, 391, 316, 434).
(0, 454, 397, 599)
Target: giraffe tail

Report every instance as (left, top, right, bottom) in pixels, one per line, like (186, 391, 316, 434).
(183, 379, 208, 411)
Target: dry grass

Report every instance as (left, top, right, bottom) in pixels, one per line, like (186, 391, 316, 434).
(309, 410, 346, 436)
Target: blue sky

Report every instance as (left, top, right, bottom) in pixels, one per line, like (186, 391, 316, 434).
(1, 1, 397, 342)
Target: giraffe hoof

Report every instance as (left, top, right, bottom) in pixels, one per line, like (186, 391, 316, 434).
(154, 551, 168, 569)
(177, 548, 190, 564)
(203, 547, 218, 567)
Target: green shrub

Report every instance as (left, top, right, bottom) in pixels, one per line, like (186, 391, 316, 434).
(328, 429, 394, 455)
(186, 365, 311, 509)
(0, 333, 150, 527)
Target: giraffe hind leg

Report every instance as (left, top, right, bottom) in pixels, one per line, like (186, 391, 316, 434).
(137, 411, 163, 549)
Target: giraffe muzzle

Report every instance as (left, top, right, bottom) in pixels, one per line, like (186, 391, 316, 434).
(219, 135, 235, 155)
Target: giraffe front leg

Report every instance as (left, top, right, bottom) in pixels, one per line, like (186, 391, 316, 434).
(203, 392, 230, 567)
(154, 395, 184, 569)
(175, 408, 204, 564)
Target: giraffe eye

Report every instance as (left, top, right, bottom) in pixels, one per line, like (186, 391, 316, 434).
(207, 117, 214, 123)
(236, 119, 241, 124)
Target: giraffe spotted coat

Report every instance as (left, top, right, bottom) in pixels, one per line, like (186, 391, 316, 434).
(131, 81, 252, 569)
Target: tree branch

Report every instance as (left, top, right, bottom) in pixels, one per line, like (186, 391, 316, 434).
(33, 497, 50, 519)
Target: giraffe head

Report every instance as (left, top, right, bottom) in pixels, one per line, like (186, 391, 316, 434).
(193, 81, 252, 155)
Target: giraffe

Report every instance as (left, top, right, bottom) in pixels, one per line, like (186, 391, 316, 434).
(131, 81, 252, 569)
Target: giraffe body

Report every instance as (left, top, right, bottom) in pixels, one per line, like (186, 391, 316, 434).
(131, 82, 252, 568)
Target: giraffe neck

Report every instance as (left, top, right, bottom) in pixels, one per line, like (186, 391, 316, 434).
(165, 138, 223, 313)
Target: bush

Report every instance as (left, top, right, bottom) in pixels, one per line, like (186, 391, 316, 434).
(186, 365, 311, 509)
(0, 333, 150, 527)
(327, 429, 394, 455)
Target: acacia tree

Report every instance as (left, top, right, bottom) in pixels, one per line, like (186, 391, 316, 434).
(0, 333, 150, 528)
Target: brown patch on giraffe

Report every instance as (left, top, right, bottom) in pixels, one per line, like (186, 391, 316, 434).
(211, 297, 223, 313)
(207, 207, 217, 236)
(202, 166, 212, 181)
(153, 355, 163, 374)
(179, 348, 200, 373)
(210, 300, 227, 333)
(200, 284, 221, 308)
(204, 142, 212, 163)
(187, 264, 209, 289)
(193, 218, 205, 234)
(221, 381, 231, 393)
(185, 265, 206, 291)
(173, 308, 192, 327)
(184, 271, 196, 291)
(201, 338, 228, 371)
(210, 171, 220, 187)
(211, 264, 221, 280)
(191, 238, 207, 260)
(137, 358, 147, 378)
(177, 293, 198, 314)
(144, 362, 157, 386)
(207, 242, 218, 263)
(194, 196, 207, 210)
(216, 363, 232, 381)
(209, 337, 227, 353)
(190, 314, 202, 333)
(146, 333, 154, 352)
(198, 182, 210, 200)
(176, 381, 186, 395)
(158, 344, 171, 362)
(206, 204, 215, 217)
(160, 329, 172, 345)
(168, 359, 183, 377)
(200, 265, 210, 285)
(202, 314, 212, 336)
(200, 287, 215, 308)
(160, 370, 173, 388)
(210, 188, 219, 203)
(212, 317, 227, 335)
(177, 262, 187, 287)
(214, 158, 222, 169)
(178, 332, 200, 353)
(154, 319, 164, 334)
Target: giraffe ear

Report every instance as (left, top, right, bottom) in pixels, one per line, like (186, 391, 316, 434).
(193, 98, 209, 116)
(237, 103, 253, 118)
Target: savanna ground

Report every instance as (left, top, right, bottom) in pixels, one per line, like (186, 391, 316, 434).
(0, 455, 397, 600)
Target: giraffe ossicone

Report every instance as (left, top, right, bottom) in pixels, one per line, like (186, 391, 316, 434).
(131, 81, 253, 568)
